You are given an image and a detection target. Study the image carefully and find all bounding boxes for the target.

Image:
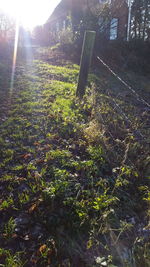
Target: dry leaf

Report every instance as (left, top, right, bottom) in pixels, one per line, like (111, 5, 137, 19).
(39, 244, 47, 254)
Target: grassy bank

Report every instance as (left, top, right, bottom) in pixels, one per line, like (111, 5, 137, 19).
(0, 49, 149, 266)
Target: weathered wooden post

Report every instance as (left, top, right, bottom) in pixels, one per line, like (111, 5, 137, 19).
(76, 31, 96, 98)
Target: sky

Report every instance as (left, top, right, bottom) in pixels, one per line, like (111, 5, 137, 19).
(0, 0, 61, 29)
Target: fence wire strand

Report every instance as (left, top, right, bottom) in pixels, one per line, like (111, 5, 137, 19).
(106, 89, 145, 140)
(97, 56, 150, 109)
(95, 97, 140, 171)
(95, 56, 150, 142)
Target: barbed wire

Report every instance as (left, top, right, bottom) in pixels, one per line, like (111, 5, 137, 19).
(106, 89, 145, 140)
(94, 95, 141, 171)
(96, 88, 145, 142)
(97, 56, 150, 109)
(95, 56, 150, 142)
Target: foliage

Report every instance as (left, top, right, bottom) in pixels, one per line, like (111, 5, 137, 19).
(0, 249, 26, 267)
(59, 27, 74, 45)
(33, 24, 57, 46)
(0, 10, 15, 44)
(131, 0, 150, 40)
(72, 3, 111, 51)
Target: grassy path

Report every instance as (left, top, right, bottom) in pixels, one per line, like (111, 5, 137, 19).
(0, 59, 103, 266)
(0, 57, 149, 266)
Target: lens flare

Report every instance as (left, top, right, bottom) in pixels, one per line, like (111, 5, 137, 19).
(10, 19, 19, 98)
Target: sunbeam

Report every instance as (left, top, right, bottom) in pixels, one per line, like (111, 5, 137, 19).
(10, 19, 19, 99)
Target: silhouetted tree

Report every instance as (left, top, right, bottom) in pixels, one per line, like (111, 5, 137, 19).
(33, 24, 57, 46)
(131, 0, 150, 40)
(0, 10, 15, 43)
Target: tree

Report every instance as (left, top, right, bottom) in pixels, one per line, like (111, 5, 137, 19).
(71, 2, 111, 48)
(33, 24, 57, 46)
(0, 10, 15, 43)
(71, 0, 128, 45)
(131, 0, 150, 40)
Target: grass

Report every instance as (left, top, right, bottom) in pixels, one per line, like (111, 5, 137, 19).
(0, 48, 149, 267)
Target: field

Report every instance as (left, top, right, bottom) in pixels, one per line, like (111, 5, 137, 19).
(0, 47, 149, 267)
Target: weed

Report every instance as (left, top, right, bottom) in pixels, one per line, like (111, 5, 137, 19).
(3, 217, 16, 240)
(0, 198, 14, 210)
(0, 249, 26, 267)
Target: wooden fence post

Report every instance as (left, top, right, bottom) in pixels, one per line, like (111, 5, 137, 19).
(76, 31, 96, 98)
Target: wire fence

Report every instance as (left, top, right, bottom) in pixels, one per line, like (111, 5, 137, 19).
(94, 55, 150, 146)
(97, 56, 150, 109)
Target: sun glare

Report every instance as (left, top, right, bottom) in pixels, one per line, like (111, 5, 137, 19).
(0, 0, 60, 29)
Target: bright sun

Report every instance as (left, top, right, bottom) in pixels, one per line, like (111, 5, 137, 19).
(0, 0, 60, 29)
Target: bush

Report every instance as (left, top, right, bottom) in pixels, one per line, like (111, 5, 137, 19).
(59, 27, 74, 46)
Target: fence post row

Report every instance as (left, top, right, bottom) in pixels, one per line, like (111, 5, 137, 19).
(76, 31, 96, 98)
